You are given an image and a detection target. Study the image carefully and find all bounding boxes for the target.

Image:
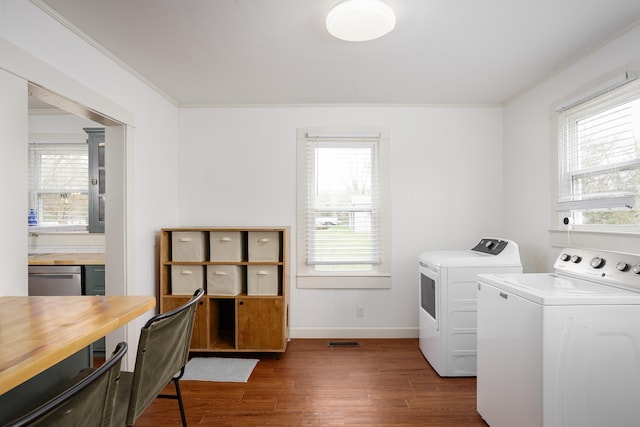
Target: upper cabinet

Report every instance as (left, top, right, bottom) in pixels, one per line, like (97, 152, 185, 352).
(85, 128, 105, 233)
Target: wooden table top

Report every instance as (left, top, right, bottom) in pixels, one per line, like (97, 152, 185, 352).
(0, 295, 155, 395)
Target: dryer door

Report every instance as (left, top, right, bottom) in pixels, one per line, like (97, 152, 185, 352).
(419, 262, 438, 327)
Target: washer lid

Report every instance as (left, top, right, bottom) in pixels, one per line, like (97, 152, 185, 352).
(478, 273, 640, 305)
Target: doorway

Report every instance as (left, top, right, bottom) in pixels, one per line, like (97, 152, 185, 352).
(28, 83, 130, 352)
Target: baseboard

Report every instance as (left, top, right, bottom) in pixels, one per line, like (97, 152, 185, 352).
(289, 327, 418, 339)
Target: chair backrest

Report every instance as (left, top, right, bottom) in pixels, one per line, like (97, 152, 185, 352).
(6, 342, 128, 427)
(125, 288, 204, 425)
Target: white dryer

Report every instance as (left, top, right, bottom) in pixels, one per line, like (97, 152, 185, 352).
(418, 238, 522, 377)
(477, 248, 640, 427)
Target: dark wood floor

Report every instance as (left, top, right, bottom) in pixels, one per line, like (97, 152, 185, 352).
(135, 339, 488, 426)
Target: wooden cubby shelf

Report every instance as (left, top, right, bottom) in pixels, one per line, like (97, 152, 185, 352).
(159, 226, 289, 353)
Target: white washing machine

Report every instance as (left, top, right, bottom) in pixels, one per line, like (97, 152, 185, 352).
(418, 238, 522, 377)
(477, 248, 640, 427)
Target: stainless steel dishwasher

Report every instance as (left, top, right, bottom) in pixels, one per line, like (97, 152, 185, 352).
(28, 265, 83, 296)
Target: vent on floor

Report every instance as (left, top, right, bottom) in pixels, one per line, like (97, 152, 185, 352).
(327, 341, 360, 348)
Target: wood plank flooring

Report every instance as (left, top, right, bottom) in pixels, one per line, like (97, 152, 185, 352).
(135, 339, 488, 426)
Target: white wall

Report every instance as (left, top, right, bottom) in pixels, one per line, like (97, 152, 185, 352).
(0, 0, 180, 366)
(179, 105, 505, 337)
(503, 24, 640, 272)
(0, 69, 28, 296)
(29, 111, 98, 133)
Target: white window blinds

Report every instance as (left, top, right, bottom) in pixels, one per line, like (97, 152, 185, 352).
(302, 135, 381, 271)
(28, 143, 89, 226)
(557, 73, 640, 225)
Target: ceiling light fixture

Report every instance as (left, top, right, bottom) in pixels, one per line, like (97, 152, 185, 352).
(326, 0, 396, 42)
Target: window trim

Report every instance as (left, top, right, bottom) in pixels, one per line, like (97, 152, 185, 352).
(28, 133, 90, 231)
(552, 70, 640, 233)
(296, 127, 391, 289)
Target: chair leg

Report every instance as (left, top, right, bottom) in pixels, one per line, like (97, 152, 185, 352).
(173, 378, 187, 427)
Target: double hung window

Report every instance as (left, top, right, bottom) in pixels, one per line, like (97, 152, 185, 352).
(556, 72, 640, 227)
(297, 128, 391, 289)
(28, 142, 88, 227)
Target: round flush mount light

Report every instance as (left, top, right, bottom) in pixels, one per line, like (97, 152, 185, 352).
(326, 0, 396, 42)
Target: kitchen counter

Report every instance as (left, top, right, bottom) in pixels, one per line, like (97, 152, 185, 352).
(28, 252, 105, 265)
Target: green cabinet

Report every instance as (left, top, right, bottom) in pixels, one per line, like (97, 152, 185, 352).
(85, 127, 105, 233)
(84, 265, 106, 356)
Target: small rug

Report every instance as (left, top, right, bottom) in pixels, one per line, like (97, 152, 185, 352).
(181, 357, 259, 383)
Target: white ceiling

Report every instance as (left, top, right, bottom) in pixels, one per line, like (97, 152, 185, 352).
(34, 0, 640, 106)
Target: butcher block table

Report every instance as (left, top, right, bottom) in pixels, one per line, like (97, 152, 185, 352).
(0, 295, 155, 395)
(28, 252, 105, 265)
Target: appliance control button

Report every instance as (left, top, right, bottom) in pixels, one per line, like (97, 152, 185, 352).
(617, 262, 629, 272)
(632, 264, 640, 275)
(590, 257, 605, 269)
(570, 255, 582, 263)
(560, 253, 570, 262)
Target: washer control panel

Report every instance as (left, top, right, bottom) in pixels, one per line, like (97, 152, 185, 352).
(554, 248, 640, 291)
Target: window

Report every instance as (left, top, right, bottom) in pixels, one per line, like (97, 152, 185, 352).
(297, 128, 391, 289)
(28, 142, 89, 227)
(556, 72, 640, 227)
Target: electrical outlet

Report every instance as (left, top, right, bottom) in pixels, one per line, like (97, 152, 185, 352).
(356, 305, 364, 318)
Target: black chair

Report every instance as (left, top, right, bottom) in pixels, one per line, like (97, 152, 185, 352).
(5, 342, 128, 427)
(113, 288, 204, 427)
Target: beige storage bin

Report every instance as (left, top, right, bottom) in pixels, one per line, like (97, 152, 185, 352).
(171, 265, 204, 295)
(248, 231, 280, 261)
(210, 231, 243, 261)
(207, 265, 245, 296)
(247, 265, 279, 295)
(172, 231, 207, 261)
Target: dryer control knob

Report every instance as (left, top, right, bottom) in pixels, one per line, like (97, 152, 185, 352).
(632, 264, 640, 275)
(590, 257, 605, 269)
(570, 255, 581, 263)
(617, 262, 629, 272)
(560, 253, 570, 262)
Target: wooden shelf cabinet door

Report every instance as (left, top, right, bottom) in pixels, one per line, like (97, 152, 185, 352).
(162, 296, 208, 350)
(236, 298, 285, 351)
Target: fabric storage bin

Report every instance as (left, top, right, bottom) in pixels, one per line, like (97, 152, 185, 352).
(210, 231, 243, 261)
(207, 265, 245, 296)
(172, 231, 207, 261)
(171, 265, 204, 295)
(247, 265, 279, 295)
(248, 231, 280, 261)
